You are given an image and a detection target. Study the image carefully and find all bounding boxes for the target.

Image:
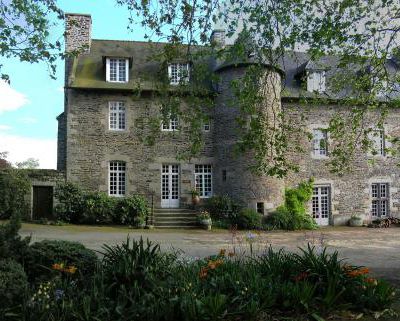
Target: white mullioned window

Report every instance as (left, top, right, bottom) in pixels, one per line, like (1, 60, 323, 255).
(312, 129, 328, 156)
(369, 129, 385, 156)
(109, 161, 126, 196)
(168, 63, 190, 85)
(307, 70, 326, 93)
(161, 115, 179, 131)
(109, 102, 126, 130)
(372, 183, 389, 217)
(312, 186, 331, 226)
(106, 58, 129, 82)
(195, 164, 212, 198)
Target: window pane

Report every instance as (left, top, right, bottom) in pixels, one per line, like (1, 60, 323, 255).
(109, 161, 126, 196)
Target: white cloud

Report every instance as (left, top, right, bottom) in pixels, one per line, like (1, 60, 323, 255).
(18, 116, 38, 124)
(0, 81, 29, 114)
(0, 134, 57, 169)
(0, 125, 11, 131)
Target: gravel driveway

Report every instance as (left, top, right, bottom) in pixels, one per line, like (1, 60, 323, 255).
(19, 224, 400, 286)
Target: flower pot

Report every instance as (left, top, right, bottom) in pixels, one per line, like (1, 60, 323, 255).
(349, 217, 363, 227)
(199, 218, 212, 230)
(192, 195, 200, 205)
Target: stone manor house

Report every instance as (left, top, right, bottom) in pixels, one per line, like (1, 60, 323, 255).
(33, 13, 400, 227)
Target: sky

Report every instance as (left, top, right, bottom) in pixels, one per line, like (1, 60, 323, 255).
(0, 0, 148, 169)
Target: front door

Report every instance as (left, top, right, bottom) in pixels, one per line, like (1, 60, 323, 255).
(312, 186, 331, 226)
(161, 164, 180, 208)
(32, 186, 54, 220)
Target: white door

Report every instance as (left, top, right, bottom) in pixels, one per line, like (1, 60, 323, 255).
(161, 164, 180, 208)
(312, 186, 331, 226)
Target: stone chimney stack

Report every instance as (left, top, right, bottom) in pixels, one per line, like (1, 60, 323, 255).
(211, 29, 226, 47)
(65, 13, 92, 54)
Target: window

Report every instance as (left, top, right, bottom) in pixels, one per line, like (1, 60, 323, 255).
(161, 115, 179, 131)
(106, 58, 129, 82)
(312, 186, 331, 226)
(307, 70, 326, 93)
(222, 169, 227, 182)
(369, 129, 385, 156)
(109, 161, 126, 196)
(372, 183, 389, 217)
(312, 129, 328, 156)
(256, 202, 264, 215)
(203, 120, 210, 132)
(168, 63, 190, 85)
(109, 102, 126, 130)
(195, 165, 212, 198)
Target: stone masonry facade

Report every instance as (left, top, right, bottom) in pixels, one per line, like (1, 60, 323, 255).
(58, 13, 400, 226)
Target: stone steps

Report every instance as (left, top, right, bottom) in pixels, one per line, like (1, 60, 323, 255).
(153, 208, 199, 228)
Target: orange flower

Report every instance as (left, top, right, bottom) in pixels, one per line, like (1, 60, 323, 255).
(228, 252, 235, 257)
(346, 267, 370, 277)
(365, 277, 378, 285)
(208, 261, 216, 270)
(214, 259, 224, 267)
(219, 249, 226, 257)
(66, 266, 77, 274)
(199, 267, 209, 279)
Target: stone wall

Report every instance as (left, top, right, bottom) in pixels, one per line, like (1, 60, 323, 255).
(57, 112, 66, 171)
(284, 102, 400, 224)
(65, 14, 92, 54)
(65, 90, 214, 207)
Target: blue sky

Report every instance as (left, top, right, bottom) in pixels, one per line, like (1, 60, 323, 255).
(0, 0, 148, 168)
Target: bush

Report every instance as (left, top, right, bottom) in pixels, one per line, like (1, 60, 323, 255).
(0, 259, 28, 310)
(234, 208, 263, 230)
(113, 195, 149, 226)
(205, 195, 242, 222)
(0, 213, 31, 264)
(81, 191, 115, 224)
(25, 240, 98, 282)
(266, 179, 317, 230)
(0, 169, 30, 219)
(54, 182, 85, 223)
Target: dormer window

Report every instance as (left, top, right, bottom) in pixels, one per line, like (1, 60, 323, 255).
(106, 58, 129, 82)
(168, 63, 190, 85)
(307, 70, 326, 93)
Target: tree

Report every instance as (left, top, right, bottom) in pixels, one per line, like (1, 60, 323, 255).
(0, 0, 64, 82)
(116, 0, 400, 176)
(0, 151, 10, 169)
(15, 158, 39, 169)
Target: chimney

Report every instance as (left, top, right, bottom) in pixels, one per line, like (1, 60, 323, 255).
(65, 13, 92, 54)
(211, 29, 226, 47)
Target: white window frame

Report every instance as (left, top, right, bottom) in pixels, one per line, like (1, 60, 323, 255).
(106, 58, 129, 83)
(371, 183, 390, 217)
(168, 63, 190, 85)
(109, 101, 126, 131)
(194, 164, 213, 198)
(203, 120, 211, 132)
(312, 185, 331, 226)
(307, 70, 326, 93)
(161, 115, 179, 132)
(109, 161, 126, 196)
(369, 129, 386, 157)
(312, 128, 328, 158)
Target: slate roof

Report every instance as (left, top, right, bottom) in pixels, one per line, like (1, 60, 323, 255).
(69, 39, 399, 100)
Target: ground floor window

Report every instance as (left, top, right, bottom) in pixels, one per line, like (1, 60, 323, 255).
(256, 202, 264, 214)
(372, 183, 389, 217)
(195, 164, 212, 198)
(109, 161, 126, 196)
(312, 186, 331, 226)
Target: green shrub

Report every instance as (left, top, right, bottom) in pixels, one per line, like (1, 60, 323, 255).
(81, 191, 115, 224)
(266, 179, 317, 230)
(205, 194, 242, 221)
(0, 213, 31, 264)
(0, 259, 28, 310)
(235, 208, 262, 230)
(0, 169, 30, 219)
(25, 240, 98, 282)
(54, 182, 85, 223)
(113, 195, 149, 226)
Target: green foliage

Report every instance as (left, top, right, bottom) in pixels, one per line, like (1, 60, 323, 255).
(266, 179, 317, 230)
(25, 240, 98, 283)
(235, 208, 263, 230)
(0, 213, 31, 264)
(0, 259, 28, 311)
(205, 195, 243, 221)
(0, 169, 30, 219)
(113, 195, 149, 226)
(55, 182, 149, 226)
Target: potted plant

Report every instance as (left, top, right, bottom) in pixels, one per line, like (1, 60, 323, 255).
(198, 211, 212, 230)
(191, 189, 200, 205)
(349, 214, 363, 227)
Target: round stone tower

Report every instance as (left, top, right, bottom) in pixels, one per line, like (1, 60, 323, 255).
(213, 62, 285, 214)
